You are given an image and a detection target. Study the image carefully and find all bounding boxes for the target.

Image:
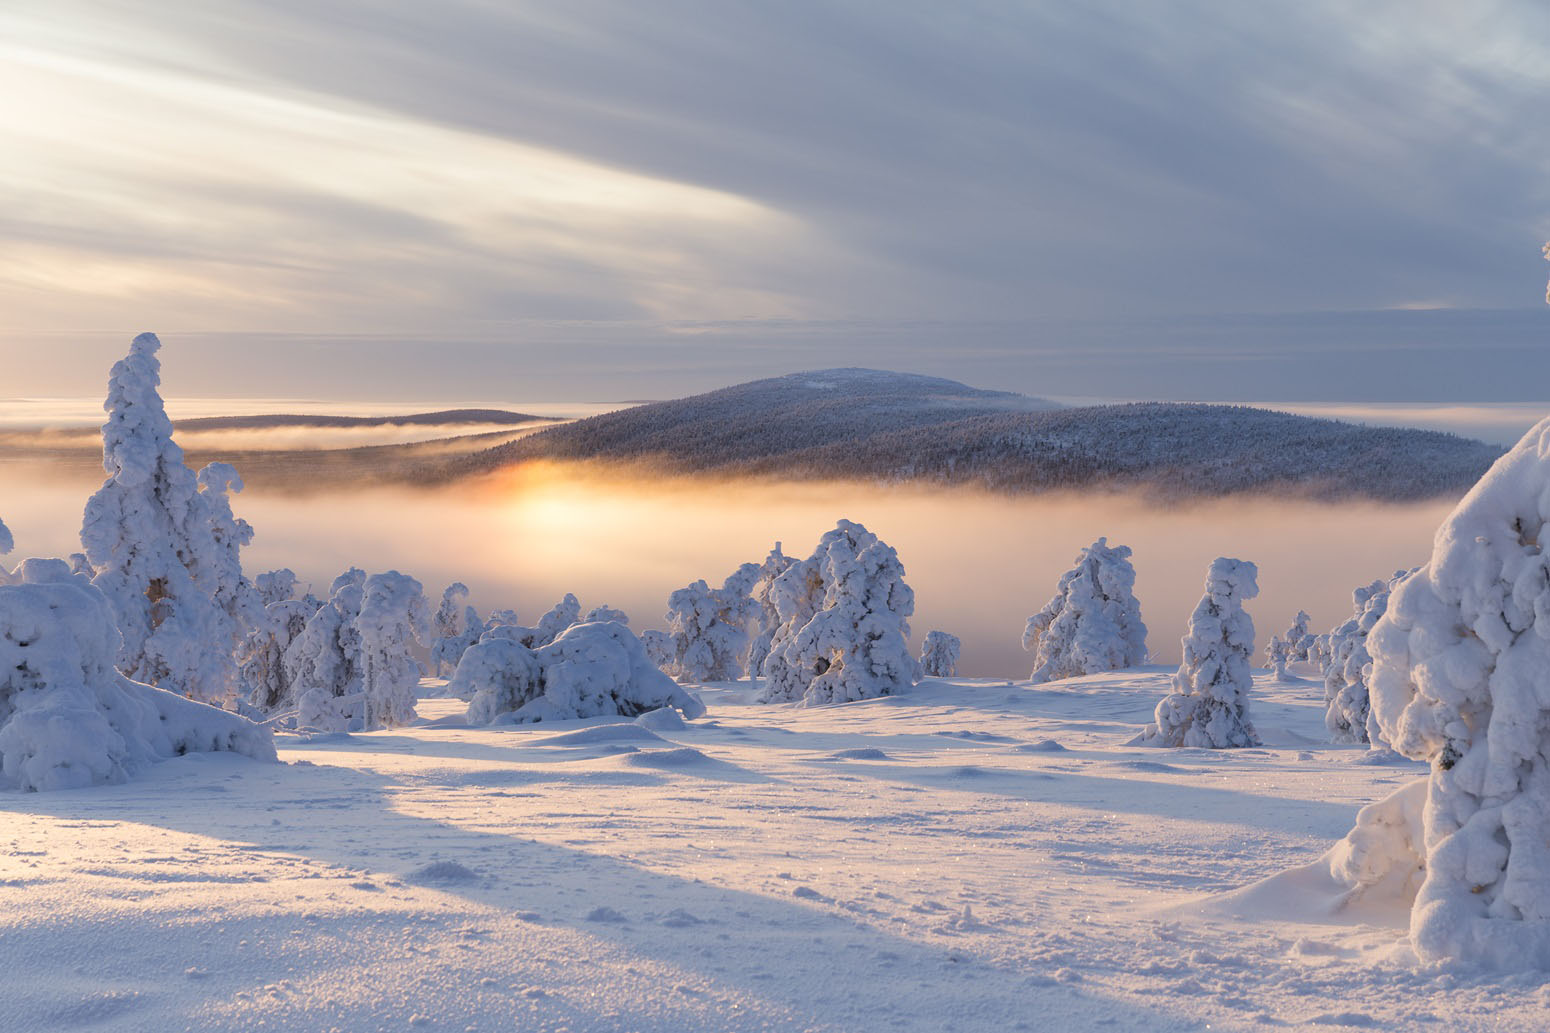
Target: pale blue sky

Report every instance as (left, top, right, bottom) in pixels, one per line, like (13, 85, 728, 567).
(3, 1, 1548, 400)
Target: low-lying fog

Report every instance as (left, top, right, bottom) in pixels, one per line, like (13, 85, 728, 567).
(0, 457, 1451, 678)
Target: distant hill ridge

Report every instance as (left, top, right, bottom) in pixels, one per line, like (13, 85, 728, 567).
(177, 408, 551, 430)
(444, 369, 1505, 501)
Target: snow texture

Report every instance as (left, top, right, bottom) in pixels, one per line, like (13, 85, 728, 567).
(1022, 537, 1147, 683)
(919, 630, 961, 678)
(663, 565, 760, 681)
(1137, 558, 1261, 748)
(1322, 573, 1409, 747)
(0, 563, 275, 791)
(79, 333, 258, 705)
(456, 620, 706, 725)
(1366, 415, 1550, 968)
(355, 571, 431, 731)
(759, 520, 916, 707)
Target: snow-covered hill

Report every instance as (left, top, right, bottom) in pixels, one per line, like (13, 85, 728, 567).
(449, 370, 1503, 501)
(6, 669, 1527, 1032)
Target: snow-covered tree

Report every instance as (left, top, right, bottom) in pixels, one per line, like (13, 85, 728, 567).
(285, 569, 367, 731)
(237, 598, 317, 714)
(0, 517, 12, 557)
(1264, 609, 1313, 680)
(745, 542, 795, 678)
(0, 562, 275, 791)
(583, 604, 630, 625)
(1137, 558, 1260, 749)
(1023, 537, 1147, 683)
(919, 630, 961, 678)
(356, 571, 431, 731)
(454, 620, 706, 725)
(663, 565, 761, 682)
(1323, 574, 1409, 746)
(254, 569, 299, 607)
(79, 333, 257, 705)
(640, 629, 675, 671)
(194, 462, 265, 686)
(430, 583, 486, 676)
(1363, 412, 1550, 967)
(759, 520, 916, 706)
(481, 593, 583, 649)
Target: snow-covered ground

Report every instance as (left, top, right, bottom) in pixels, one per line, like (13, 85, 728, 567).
(4, 669, 1541, 1032)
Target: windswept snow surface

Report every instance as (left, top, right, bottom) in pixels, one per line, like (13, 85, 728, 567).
(1, 668, 1540, 1032)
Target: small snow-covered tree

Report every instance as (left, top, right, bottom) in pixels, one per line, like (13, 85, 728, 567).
(919, 630, 961, 678)
(641, 629, 676, 671)
(1363, 408, 1550, 967)
(254, 568, 299, 607)
(583, 604, 630, 625)
(455, 620, 706, 725)
(1323, 574, 1409, 746)
(430, 583, 486, 676)
(356, 571, 431, 731)
(286, 569, 367, 731)
(1264, 609, 1313, 680)
(0, 517, 12, 557)
(483, 593, 583, 649)
(0, 562, 275, 791)
(79, 333, 257, 705)
(238, 597, 316, 714)
(745, 542, 795, 678)
(1023, 537, 1148, 683)
(759, 520, 916, 706)
(664, 564, 761, 682)
(1137, 558, 1260, 748)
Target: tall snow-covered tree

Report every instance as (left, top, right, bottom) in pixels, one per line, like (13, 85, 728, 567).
(80, 333, 256, 705)
(1364, 411, 1550, 968)
(919, 630, 961, 678)
(1023, 537, 1147, 683)
(759, 520, 916, 706)
(356, 571, 431, 731)
(1137, 558, 1260, 749)
(663, 564, 761, 682)
(745, 542, 795, 678)
(1323, 574, 1409, 746)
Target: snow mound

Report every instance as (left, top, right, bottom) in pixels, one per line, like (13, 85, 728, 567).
(622, 747, 713, 768)
(404, 861, 482, 886)
(527, 724, 668, 748)
(0, 571, 277, 791)
(1013, 739, 1069, 753)
(635, 706, 688, 731)
(827, 747, 890, 760)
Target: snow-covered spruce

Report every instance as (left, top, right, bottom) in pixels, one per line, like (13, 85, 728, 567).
(0, 563, 275, 791)
(745, 542, 795, 678)
(0, 516, 12, 557)
(640, 629, 676, 671)
(1323, 573, 1409, 747)
(759, 520, 916, 707)
(238, 597, 317, 714)
(1022, 537, 1147, 683)
(285, 569, 367, 732)
(1264, 609, 1313, 680)
(480, 593, 582, 649)
(454, 621, 705, 725)
(919, 630, 961, 678)
(430, 583, 485, 676)
(1137, 558, 1260, 748)
(663, 565, 761, 681)
(80, 333, 258, 705)
(1364, 414, 1550, 968)
(356, 571, 431, 731)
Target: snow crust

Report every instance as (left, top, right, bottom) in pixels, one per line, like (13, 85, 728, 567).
(1023, 536, 1147, 682)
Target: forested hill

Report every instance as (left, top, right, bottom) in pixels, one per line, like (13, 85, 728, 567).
(444, 369, 1505, 501)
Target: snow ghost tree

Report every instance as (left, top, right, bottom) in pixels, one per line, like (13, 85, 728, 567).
(1137, 558, 1260, 749)
(583, 604, 630, 625)
(1023, 537, 1147, 683)
(454, 621, 706, 725)
(759, 520, 916, 706)
(238, 597, 317, 714)
(640, 629, 676, 671)
(482, 594, 583, 649)
(79, 333, 257, 705)
(430, 583, 485, 676)
(663, 564, 761, 682)
(1363, 413, 1550, 968)
(919, 630, 961, 678)
(285, 569, 367, 731)
(1264, 609, 1313, 680)
(0, 562, 275, 791)
(356, 571, 431, 731)
(254, 569, 299, 608)
(1323, 574, 1409, 747)
(745, 543, 795, 678)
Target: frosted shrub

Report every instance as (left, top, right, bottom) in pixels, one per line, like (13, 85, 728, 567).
(919, 631, 961, 678)
(1023, 537, 1147, 683)
(759, 519, 916, 706)
(664, 566, 760, 681)
(1364, 413, 1550, 967)
(0, 564, 275, 791)
(1137, 558, 1260, 748)
(456, 621, 706, 724)
(1323, 574, 1409, 746)
(356, 571, 431, 731)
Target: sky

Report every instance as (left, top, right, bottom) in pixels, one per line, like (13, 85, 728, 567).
(3, 0, 1548, 402)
